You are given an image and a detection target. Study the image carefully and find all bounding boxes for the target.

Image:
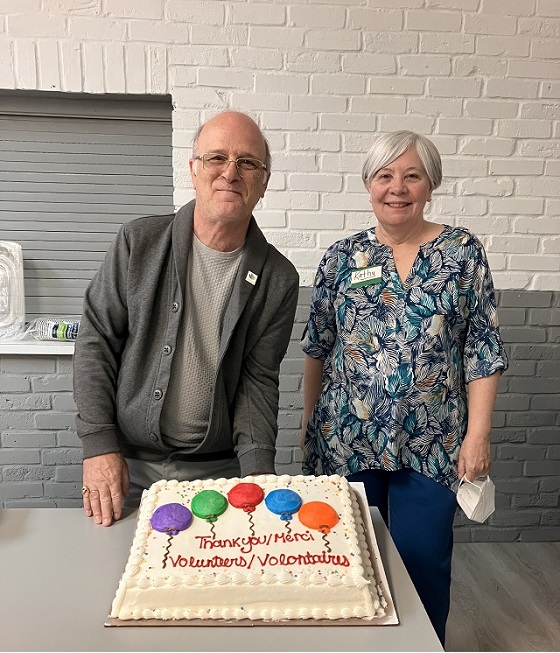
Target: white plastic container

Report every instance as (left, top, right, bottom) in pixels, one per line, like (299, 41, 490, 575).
(0, 241, 25, 339)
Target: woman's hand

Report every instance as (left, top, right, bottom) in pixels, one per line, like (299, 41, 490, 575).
(457, 430, 491, 482)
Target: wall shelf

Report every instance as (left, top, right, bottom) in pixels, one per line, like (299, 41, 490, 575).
(0, 339, 74, 355)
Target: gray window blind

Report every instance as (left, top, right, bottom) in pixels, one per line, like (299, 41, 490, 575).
(0, 92, 174, 320)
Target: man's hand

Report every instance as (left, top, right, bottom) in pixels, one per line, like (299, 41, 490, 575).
(82, 453, 129, 527)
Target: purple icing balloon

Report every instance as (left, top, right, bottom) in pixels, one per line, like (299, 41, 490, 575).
(150, 503, 193, 536)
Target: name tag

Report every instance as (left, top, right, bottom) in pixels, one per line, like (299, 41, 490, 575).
(350, 265, 382, 288)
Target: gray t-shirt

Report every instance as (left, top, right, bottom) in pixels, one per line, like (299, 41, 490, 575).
(160, 235, 244, 448)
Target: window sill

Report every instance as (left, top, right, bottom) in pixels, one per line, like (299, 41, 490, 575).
(0, 338, 75, 355)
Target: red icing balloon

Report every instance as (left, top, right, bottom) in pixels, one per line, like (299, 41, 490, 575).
(298, 501, 339, 534)
(228, 483, 265, 513)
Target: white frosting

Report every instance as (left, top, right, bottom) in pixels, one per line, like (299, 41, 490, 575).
(110, 474, 386, 621)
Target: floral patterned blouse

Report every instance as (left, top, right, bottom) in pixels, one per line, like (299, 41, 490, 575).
(301, 225, 508, 492)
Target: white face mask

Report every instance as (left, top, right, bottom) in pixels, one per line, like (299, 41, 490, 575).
(457, 476, 496, 523)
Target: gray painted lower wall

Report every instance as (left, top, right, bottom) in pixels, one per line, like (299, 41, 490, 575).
(0, 290, 558, 542)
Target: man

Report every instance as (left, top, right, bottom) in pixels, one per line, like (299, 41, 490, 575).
(74, 111, 299, 526)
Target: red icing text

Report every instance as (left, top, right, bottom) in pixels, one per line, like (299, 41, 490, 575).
(168, 551, 350, 570)
(194, 531, 314, 554)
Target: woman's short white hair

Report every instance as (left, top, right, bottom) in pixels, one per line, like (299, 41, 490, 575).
(362, 131, 442, 190)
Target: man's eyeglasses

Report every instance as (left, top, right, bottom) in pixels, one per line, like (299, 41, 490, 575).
(194, 153, 267, 177)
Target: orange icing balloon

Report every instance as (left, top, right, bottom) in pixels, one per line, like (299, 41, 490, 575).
(298, 501, 339, 534)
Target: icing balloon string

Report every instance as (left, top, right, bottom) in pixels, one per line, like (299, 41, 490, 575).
(322, 531, 332, 553)
(163, 535, 173, 568)
(248, 512, 256, 537)
(284, 520, 292, 535)
(210, 520, 216, 540)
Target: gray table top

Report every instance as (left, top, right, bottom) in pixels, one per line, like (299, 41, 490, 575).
(0, 506, 442, 652)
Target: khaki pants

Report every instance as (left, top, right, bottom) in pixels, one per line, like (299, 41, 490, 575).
(124, 455, 241, 507)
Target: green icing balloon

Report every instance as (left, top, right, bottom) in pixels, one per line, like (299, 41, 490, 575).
(191, 489, 228, 523)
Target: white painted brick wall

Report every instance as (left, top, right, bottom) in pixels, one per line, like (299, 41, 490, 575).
(0, 0, 559, 290)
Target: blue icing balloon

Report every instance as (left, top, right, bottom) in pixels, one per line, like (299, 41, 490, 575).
(265, 488, 302, 521)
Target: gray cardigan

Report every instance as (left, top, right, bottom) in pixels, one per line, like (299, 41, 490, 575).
(73, 200, 299, 475)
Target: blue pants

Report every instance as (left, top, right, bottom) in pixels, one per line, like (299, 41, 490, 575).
(347, 468, 457, 646)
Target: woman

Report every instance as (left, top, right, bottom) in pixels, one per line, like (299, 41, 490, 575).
(301, 131, 507, 644)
